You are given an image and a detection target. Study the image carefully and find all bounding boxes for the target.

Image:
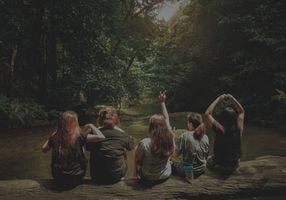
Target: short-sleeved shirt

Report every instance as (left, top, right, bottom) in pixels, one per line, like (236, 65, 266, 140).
(212, 124, 241, 167)
(48, 132, 88, 176)
(88, 127, 134, 183)
(177, 131, 209, 174)
(136, 138, 172, 181)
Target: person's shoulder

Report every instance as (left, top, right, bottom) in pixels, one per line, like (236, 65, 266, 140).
(140, 138, 151, 145)
(114, 127, 134, 139)
(201, 134, 209, 143)
(138, 138, 151, 150)
(79, 131, 88, 136)
(114, 126, 125, 133)
(181, 131, 194, 138)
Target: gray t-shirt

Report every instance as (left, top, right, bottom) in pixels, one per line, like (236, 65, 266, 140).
(137, 138, 171, 181)
(177, 131, 209, 174)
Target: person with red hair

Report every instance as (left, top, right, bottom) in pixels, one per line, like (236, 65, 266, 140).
(42, 111, 105, 187)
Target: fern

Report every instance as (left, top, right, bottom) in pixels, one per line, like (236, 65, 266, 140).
(272, 89, 286, 103)
(0, 95, 48, 129)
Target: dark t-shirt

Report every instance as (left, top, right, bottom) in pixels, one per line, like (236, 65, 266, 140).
(48, 132, 88, 177)
(88, 127, 134, 183)
(212, 124, 241, 167)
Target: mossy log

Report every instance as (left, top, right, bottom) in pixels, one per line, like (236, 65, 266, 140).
(0, 156, 285, 199)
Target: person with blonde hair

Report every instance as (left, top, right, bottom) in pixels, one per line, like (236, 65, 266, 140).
(88, 106, 134, 184)
(42, 111, 105, 186)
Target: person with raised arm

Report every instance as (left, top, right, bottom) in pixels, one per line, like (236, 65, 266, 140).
(205, 94, 245, 174)
(131, 92, 175, 185)
(159, 91, 209, 180)
(42, 111, 105, 187)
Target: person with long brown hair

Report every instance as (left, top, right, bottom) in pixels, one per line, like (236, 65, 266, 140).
(131, 96, 175, 185)
(159, 91, 209, 180)
(42, 111, 105, 186)
(87, 106, 134, 184)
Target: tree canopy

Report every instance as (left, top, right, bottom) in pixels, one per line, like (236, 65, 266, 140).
(150, 0, 286, 126)
(0, 0, 285, 128)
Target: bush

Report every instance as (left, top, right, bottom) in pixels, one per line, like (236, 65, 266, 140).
(0, 96, 48, 129)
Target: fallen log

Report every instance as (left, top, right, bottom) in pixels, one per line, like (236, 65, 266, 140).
(0, 156, 285, 199)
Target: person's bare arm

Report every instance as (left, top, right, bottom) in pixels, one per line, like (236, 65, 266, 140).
(42, 139, 50, 153)
(205, 95, 225, 132)
(42, 132, 56, 153)
(84, 124, 105, 142)
(205, 95, 225, 125)
(226, 94, 245, 134)
(130, 145, 142, 180)
(159, 90, 172, 131)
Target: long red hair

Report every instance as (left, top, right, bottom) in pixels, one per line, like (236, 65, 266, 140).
(149, 115, 174, 157)
(53, 111, 81, 157)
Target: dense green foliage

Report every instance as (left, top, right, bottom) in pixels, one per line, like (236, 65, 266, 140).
(150, 0, 286, 126)
(0, 95, 48, 128)
(1, 0, 285, 128)
(0, 0, 174, 127)
(0, 0, 170, 108)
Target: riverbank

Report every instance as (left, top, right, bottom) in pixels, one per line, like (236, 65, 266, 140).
(0, 155, 285, 200)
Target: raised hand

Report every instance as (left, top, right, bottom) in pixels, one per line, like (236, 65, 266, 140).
(159, 90, 167, 103)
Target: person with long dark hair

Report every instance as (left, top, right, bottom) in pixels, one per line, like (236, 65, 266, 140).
(205, 94, 245, 174)
(42, 111, 105, 186)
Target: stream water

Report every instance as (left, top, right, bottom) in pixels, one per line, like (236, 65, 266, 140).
(0, 100, 285, 180)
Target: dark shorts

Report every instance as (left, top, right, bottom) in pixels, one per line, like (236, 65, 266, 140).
(207, 155, 239, 174)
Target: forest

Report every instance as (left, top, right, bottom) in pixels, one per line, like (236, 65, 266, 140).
(0, 0, 285, 129)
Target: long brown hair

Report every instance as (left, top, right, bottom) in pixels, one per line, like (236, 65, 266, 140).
(149, 115, 174, 157)
(53, 111, 81, 157)
(187, 112, 206, 140)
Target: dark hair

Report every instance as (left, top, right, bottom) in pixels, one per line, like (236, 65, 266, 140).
(149, 115, 174, 157)
(218, 107, 238, 130)
(97, 107, 117, 128)
(187, 112, 206, 140)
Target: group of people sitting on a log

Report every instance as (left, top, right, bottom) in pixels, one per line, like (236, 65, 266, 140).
(42, 91, 245, 187)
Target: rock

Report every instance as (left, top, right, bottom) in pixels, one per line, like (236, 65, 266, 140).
(0, 156, 285, 199)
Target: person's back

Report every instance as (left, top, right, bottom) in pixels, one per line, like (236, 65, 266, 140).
(178, 131, 209, 176)
(88, 106, 134, 184)
(205, 94, 245, 173)
(136, 138, 171, 181)
(212, 124, 241, 168)
(89, 127, 134, 184)
(42, 111, 105, 187)
(49, 132, 88, 182)
(132, 114, 174, 185)
(156, 91, 209, 180)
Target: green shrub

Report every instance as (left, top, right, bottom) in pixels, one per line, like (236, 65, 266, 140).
(0, 96, 48, 129)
